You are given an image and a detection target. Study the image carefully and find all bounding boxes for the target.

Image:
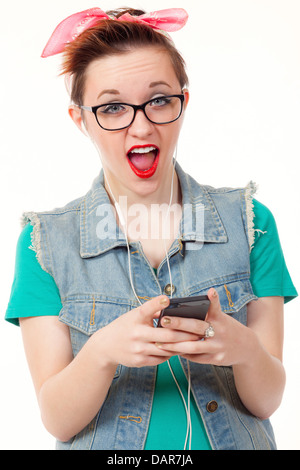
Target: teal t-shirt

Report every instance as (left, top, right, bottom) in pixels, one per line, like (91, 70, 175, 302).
(5, 199, 298, 450)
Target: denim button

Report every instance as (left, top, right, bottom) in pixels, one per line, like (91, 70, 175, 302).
(206, 401, 218, 413)
(164, 284, 176, 295)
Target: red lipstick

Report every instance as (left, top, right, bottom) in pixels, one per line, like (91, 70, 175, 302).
(127, 145, 159, 179)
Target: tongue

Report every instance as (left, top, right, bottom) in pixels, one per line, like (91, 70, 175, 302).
(128, 151, 156, 171)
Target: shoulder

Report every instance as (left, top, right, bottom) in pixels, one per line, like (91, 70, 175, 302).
(198, 180, 258, 251)
(21, 172, 104, 227)
(17, 221, 33, 246)
(22, 193, 85, 225)
(252, 198, 277, 230)
(251, 199, 282, 253)
(20, 190, 90, 248)
(13, 224, 34, 270)
(200, 180, 257, 207)
(20, 193, 88, 275)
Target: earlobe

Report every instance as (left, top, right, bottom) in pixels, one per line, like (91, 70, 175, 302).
(182, 88, 190, 108)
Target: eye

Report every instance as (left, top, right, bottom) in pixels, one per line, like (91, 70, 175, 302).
(149, 96, 172, 107)
(100, 104, 127, 115)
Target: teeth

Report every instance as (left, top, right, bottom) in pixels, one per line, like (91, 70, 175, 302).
(130, 146, 156, 154)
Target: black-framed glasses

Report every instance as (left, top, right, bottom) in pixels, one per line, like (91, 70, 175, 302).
(78, 94, 185, 131)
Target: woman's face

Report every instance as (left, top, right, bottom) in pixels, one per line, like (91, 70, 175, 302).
(70, 46, 189, 199)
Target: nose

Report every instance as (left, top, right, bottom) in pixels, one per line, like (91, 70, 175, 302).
(127, 109, 155, 138)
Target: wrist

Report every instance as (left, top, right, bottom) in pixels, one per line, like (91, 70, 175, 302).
(87, 328, 119, 374)
(235, 325, 262, 368)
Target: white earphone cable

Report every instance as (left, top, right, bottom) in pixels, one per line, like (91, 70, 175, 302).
(163, 148, 177, 301)
(163, 147, 193, 450)
(104, 176, 141, 306)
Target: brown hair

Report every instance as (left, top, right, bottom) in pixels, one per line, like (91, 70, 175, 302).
(61, 7, 189, 105)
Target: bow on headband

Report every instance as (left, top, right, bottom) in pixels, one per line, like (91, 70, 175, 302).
(41, 7, 188, 58)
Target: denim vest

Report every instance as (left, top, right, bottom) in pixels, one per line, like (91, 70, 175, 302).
(23, 163, 276, 450)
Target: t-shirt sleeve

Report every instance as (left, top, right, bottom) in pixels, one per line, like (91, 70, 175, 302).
(250, 199, 298, 303)
(5, 224, 62, 326)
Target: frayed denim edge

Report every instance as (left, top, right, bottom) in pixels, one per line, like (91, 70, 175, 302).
(21, 211, 47, 272)
(244, 181, 257, 252)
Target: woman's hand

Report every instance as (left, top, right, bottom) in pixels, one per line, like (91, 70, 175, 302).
(156, 288, 286, 419)
(156, 288, 256, 367)
(20, 295, 199, 441)
(96, 295, 200, 369)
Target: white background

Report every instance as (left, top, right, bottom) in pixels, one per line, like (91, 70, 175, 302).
(0, 0, 299, 450)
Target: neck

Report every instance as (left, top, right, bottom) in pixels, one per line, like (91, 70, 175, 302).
(103, 163, 182, 240)
(104, 163, 181, 208)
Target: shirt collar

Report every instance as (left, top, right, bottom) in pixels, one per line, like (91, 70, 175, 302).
(80, 162, 227, 258)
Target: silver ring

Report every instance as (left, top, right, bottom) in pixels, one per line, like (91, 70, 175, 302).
(204, 323, 215, 339)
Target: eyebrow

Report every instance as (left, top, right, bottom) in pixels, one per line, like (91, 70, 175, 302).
(149, 81, 172, 88)
(97, 82, 172, 100)
(97, 89, 120, 100)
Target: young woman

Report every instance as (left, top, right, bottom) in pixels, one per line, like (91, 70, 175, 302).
(5, 7, 297, 450)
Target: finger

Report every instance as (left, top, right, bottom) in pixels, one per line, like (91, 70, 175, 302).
(156, 338, 214, 355)
(154, 328, 200, 344)
(160, 316, 210, 337)
(137, 295, 169, 323)
(206, 288, 222, 319)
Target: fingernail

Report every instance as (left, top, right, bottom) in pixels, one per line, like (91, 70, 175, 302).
(162, 317, 171, 325)
(155, 342, 163, 348)
(213, 289, 218, 298)
(160, 297, 169, 306)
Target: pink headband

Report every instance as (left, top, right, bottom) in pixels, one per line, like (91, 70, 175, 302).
(41, 7, 188, 58)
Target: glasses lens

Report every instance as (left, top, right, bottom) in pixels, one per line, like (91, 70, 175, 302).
(96, 104, 134, 130)
(95, 96, 183, 130)
(145, 96, 182, 124)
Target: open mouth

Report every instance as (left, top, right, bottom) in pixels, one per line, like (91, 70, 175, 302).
(127, 145, 159, 179)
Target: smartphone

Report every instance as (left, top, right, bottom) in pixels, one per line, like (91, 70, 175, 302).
(157, 295, 210, 327)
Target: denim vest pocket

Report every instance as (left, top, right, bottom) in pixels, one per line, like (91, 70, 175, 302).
(59, 296, 133, 377)
(216, 279, 257, 314)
